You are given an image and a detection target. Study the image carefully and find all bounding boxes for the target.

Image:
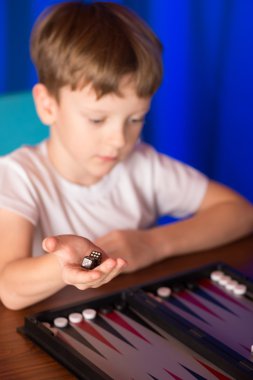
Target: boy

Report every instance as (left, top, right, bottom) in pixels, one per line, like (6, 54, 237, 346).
(0, 2, 252, 310)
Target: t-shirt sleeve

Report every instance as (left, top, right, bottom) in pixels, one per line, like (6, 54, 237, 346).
(0, 157, 39, 224)
(141, 145, 209, 218)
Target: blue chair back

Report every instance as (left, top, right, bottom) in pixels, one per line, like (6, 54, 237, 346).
(0, 91, 48, 155)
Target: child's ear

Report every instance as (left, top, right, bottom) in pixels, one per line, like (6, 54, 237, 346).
(32, 84, 58, 126)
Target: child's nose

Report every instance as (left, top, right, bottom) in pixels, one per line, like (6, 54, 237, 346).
(108, 125, 126, 149)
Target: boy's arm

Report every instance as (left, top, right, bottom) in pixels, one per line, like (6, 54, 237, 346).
(95, 181, 253, 272)
(0, 210, 63, 309)
(149, 180, 253, 257)
(0, 210, 126, 310)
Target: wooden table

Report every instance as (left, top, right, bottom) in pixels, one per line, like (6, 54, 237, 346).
(1, 234, 253, 380)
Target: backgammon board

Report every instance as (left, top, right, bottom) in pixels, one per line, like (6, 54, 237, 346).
(19, 262, 253, 380)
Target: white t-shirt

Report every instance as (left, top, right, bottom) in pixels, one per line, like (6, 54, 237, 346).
(0, 140, 208, 256)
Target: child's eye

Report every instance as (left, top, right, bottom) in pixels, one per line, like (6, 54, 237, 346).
(130, 118, 145, 124)
(89, 119, 104, 124)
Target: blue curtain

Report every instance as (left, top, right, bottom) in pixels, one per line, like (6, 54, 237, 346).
(0, 0, 252, 202)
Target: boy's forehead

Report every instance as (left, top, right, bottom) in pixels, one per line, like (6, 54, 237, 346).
(60, 82, 151, 111)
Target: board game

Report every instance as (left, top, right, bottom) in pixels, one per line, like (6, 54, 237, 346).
(19, 262, 253, 379)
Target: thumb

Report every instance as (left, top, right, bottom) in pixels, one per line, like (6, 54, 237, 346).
(42, 236, 60, 252)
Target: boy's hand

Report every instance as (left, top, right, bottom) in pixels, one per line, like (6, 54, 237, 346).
(95, 230, 157, 273)
(42, 235, 127, 290)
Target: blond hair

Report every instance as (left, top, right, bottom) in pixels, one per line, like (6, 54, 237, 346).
(30, 1, 163, 99)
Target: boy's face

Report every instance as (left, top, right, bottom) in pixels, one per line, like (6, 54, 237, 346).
(45, 78, 151, 185)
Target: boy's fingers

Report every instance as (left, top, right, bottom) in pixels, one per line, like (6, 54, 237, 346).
(42, 235, 105, 260)
(97, 258, 127, 285)
(42, 236, 60, 252)
(62, 258, 127, 288)
(84, 258, 127, 288)
(42, 235, 127, 288)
